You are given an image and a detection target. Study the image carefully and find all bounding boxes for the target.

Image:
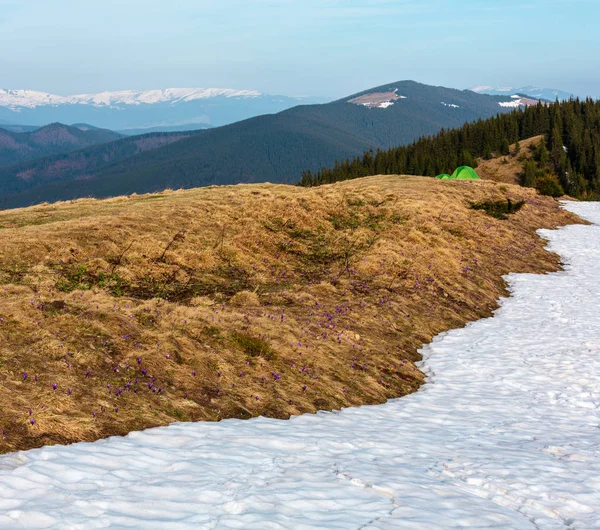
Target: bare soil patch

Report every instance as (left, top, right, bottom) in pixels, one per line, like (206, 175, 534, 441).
(348, 91, 403, 107)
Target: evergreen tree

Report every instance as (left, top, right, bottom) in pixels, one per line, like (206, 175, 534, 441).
(523, 160, 537, 188)
(535, 140, 550, 167)
(460, 149, 474, 167)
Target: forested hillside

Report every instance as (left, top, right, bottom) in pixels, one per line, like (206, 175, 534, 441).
(301, 99, 600, 198)
(0, 130, 200, 200)
(0, 123, 123, 167)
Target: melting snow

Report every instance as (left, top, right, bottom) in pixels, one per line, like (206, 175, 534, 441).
(441, 102, 460, 108)
(499, 99, 523, 108)
(1, 202, 600, 529)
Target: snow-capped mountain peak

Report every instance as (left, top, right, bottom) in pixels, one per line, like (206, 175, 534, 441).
(0, 88, 264, 109)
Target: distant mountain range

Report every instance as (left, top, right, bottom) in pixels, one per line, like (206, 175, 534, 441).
(471, 85, 575, 101)
(0, 123, 123, 167)
(0, 80, 529, 208)
(0, 88, 327, 130)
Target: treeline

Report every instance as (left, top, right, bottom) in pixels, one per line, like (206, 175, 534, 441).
(300, 99, 600, 198)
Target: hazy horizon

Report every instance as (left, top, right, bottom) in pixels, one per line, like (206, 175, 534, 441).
(1, 0, 599, 100)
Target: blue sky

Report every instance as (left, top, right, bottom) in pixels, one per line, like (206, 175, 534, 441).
(0, 0, 598, 98)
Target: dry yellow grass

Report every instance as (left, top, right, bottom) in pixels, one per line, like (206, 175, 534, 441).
(0, 175, 581, 453)
(476, 135, 543, 184)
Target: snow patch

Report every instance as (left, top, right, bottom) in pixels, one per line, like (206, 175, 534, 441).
(441, 102, 460, 108)
(499, 99, 523, 108)
(0, 202, 599, 527)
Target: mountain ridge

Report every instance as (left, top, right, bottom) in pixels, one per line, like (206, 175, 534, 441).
(0, 123, 123, 168)
(472, 85, 575, 101)
(0, 80, 525, 207)
(0, 87, 328, 130)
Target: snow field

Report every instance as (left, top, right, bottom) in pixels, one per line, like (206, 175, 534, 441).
(0, 202, 599, 529)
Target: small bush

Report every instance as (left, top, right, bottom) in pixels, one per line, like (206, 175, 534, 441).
(470, 198, 525, 220)
(232, 332, 275, 360)
(536, 176, 565, 198)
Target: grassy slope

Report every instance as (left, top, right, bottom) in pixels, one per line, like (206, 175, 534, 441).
(0, 176, 581, 453)
(476, 136, 544, 185)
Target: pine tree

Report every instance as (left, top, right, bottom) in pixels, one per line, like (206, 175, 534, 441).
(460, 149, 474, 167)
(522, 160, 537, 187)
(535, 140, 550, 167)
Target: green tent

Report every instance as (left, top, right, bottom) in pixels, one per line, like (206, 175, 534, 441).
(436, 166, 480, 180)
(450, 166, 480, 180)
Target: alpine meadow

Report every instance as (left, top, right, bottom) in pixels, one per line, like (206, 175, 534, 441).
(1, 1, 600, 528)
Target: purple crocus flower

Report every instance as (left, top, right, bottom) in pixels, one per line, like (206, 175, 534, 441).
(192, 370, 196, 376)
(67, 389, 72, 395)
(30, 419, 35, 425)
(52, 383, 57, 391)
(22, 372, 27, 381)
(137, 357, 142, 364)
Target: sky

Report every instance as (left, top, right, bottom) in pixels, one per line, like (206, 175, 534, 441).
(0, 0, 599, 99)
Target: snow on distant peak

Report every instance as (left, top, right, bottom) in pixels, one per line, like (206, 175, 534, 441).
(499, 99, 523, 108)
(441, 102, 460, 108)
(0, 88, 264, 109)
(471, 85, 493, 92)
